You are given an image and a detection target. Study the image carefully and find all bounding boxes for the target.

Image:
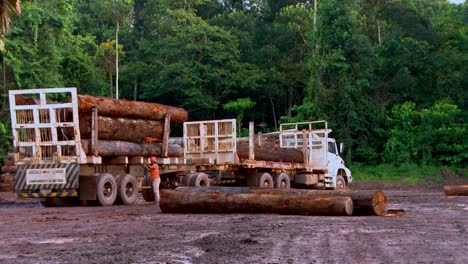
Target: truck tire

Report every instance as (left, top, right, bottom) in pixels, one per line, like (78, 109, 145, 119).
(141, 175, 155, 202)
(275, 173, 291, 189)
(190, 173, 210, 187)
(257, 172, 273, 188)
(335, 175, 347, 191)
(116, 174, 138, 205)
(96, 173, 117, 206)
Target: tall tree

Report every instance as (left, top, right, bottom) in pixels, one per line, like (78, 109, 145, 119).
(0, 0, 21, 105)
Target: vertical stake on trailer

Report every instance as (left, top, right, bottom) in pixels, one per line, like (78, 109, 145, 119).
(258, 132, 263, 146)
(249, 121, 255, 160)
(91, 107, 98, 157)
(302, 129, 308, 165)
(162, 113, 171, 157)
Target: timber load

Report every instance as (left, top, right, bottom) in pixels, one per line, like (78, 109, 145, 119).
(81, 139, 183, 157)
(160, 189, 353, 216)
(1, 153, 16, 192)
(444, 185, 468, 196)
(77, 94, 188, 123)
(79, 116, 164, 142)
(236, 143, 304, 163)
(174, 187, 388, 216)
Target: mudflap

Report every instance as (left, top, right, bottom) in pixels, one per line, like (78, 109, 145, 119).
(79, 174, 99, 201)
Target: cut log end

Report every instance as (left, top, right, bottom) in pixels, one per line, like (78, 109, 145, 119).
(371, 191, 388, 216)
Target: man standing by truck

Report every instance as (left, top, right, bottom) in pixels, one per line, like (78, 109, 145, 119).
(144, 157, 160, 204)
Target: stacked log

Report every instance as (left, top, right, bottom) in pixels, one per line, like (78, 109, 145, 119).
(75, 94, 188, 157)
(173, 187, 388, 216)
(160, 189, 353, 216)
(79, 116, 164, 142)
(444, 185, 468, 196)
(77, 94, 188, 123)
(236, 143, 304, 163)
(1, 153, 16, 192)
(81, 139, 183, 157)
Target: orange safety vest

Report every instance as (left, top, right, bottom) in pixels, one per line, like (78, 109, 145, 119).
(150, 164, 160, 180)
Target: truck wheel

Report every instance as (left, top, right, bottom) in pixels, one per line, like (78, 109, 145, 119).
(141, 175, 155, 202)
(96, 173, 117, 206)
(257, 173, 273, 188)
(190, 173, 210, 187)
(335, 175, 347, 191)
(116, 174, 138, 205)
(275, 173, 290, 189)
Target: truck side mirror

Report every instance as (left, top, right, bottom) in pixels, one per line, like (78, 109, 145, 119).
(339, 143, 344, 154)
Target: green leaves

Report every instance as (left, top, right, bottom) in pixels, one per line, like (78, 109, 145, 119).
(383, 101, 466, 166)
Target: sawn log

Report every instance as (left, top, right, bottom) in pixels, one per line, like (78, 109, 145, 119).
(77, 94, 188, 123)
(236, 143, 304, 163)
(81, 139, 183, 157)
(1, 166, 16, 174)
(160, 190, 353, 216)
(444, 185, 468, 196)
(79, 115, 163, 142)
(174, 187, 387, 216)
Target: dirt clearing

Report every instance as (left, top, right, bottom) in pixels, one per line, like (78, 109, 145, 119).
(0, 187, 467, 263)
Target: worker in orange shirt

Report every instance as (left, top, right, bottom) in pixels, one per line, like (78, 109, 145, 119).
(144, 156, 160, 204)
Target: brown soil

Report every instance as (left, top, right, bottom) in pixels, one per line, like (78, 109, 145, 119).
(0, 185, 467, 263)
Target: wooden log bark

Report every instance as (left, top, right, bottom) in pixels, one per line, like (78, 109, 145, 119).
(236, 143, 304, 163)
(174, 187, 387, 216)
(81, 139, 183, 157)
(1, 174, 15, 185)
(77, 94, 188, 123)
(160, 190, 353, 216)
(1, 166, 16, 174)
(444, 185, 468, 196)
(79, 115, 163, 142)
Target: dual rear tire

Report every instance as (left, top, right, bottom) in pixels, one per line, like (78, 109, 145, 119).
(94, 173, 138, 206)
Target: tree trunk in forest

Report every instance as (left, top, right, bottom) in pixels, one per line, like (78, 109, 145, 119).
(174, 187, 388, 216)
(160, 190, 353, 216)
(77, 94, 188, 123)
(79, 115, 163, 142)
(236, 143, 303, 163)
(80, 139, 183, 157)
(444, 185, 468, 196)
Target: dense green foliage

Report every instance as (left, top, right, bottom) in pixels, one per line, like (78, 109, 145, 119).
(0, 0, 466, 168)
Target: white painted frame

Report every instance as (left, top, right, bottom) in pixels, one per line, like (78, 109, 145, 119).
(183, 119, 236, 164)
(9, 88, 86, 164)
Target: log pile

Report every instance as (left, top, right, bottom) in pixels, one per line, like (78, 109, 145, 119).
(0, 153, 16, 192)
(161, 187, 388, 216)
(444, 185, 468, 196)
(75, 94, 188, 158)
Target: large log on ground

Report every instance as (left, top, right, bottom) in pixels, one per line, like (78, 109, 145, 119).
(81, 139, 183, 157)
(174, 187, 387, 216)
(160, 190, 353, 216)
(236, 143, 304, 163)
(444, 185, 468, 196)
(77, 94, 188, 123)
(79, 115, 163, 142)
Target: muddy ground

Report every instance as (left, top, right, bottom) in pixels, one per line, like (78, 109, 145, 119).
(0, 185, 467, 264)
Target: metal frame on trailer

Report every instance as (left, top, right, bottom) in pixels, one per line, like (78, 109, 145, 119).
(9, 88, 86, 164)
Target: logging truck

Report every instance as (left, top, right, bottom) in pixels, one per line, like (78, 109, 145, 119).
(8, 87, 351, 206)
(143, 119, 352, 201)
